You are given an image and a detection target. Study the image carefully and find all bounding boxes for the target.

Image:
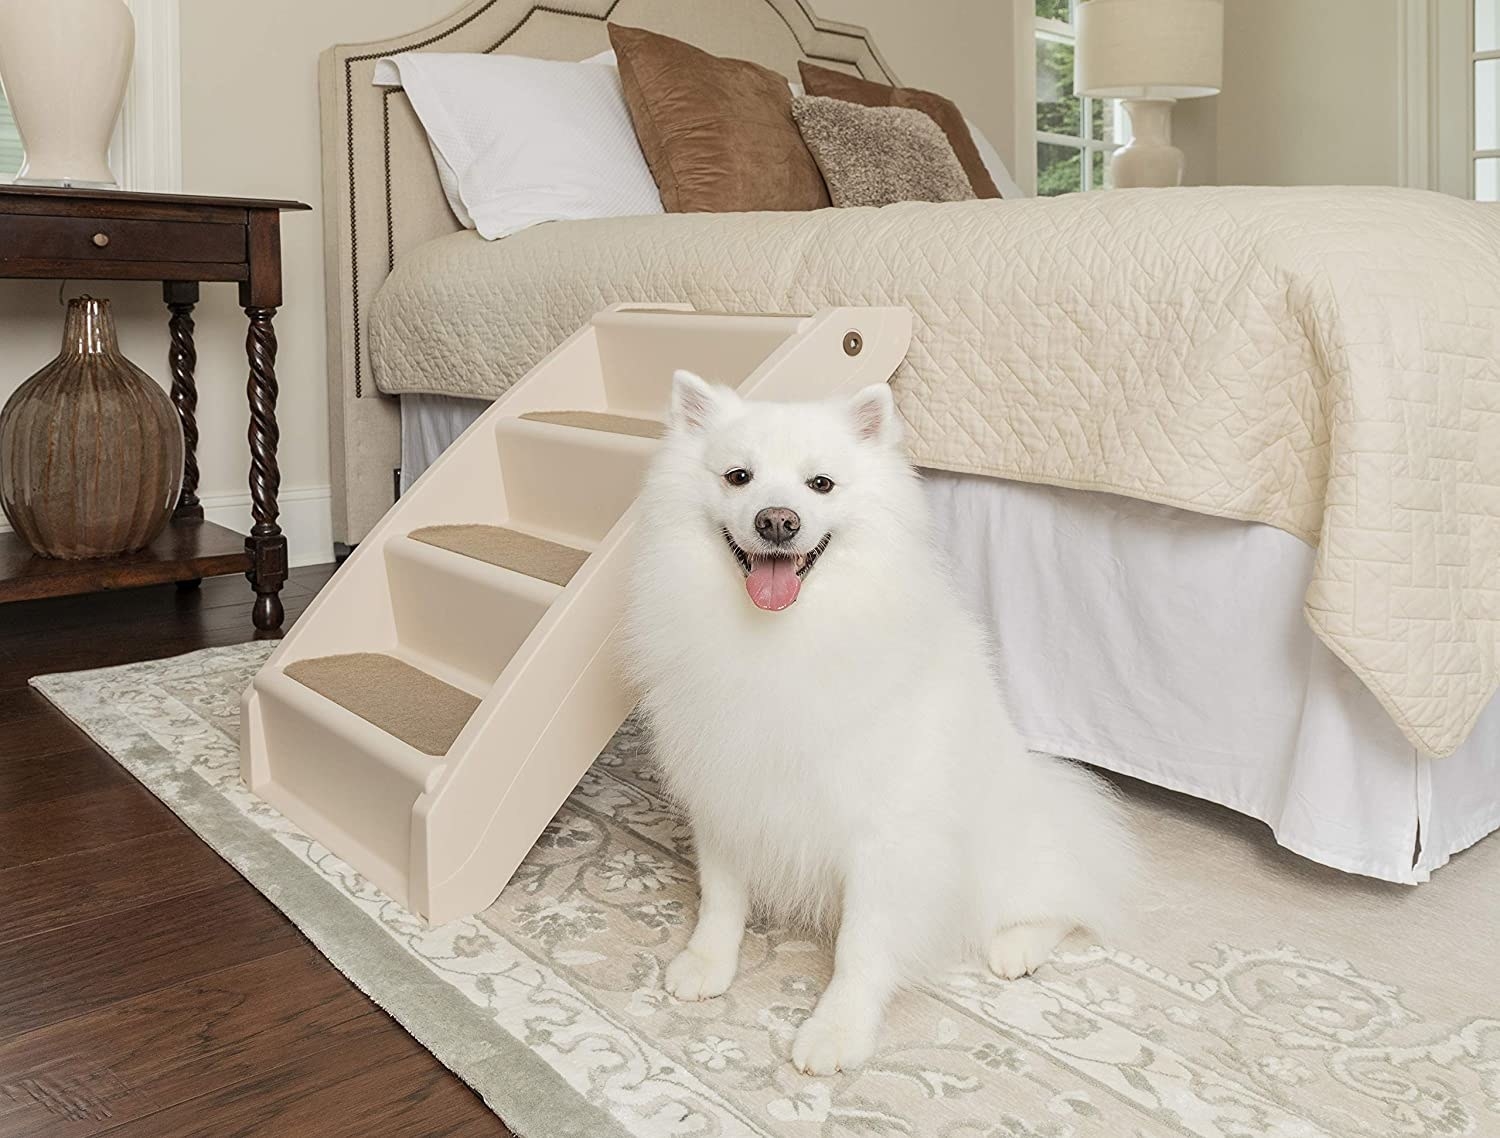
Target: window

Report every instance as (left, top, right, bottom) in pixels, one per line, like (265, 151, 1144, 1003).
(1035, 0, 1120, 195)
(1477, 0, 1500, 199)
(0, 93, 20, 180)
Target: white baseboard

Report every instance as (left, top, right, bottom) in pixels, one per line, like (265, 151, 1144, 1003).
(0, 484, 335, 570)
(200, 484, 335, 569)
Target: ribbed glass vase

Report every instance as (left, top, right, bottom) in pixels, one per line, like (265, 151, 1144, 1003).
(0, 296, 184, 558)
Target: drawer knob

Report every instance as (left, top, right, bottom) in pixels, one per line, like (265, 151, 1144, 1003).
(91, 232, 110, 248)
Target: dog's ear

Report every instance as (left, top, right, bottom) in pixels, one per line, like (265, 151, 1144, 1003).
(847, 384, 903, 448)
(668, 370, 737, 435)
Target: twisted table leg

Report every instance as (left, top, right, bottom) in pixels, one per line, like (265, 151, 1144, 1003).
(164, 282, 203, 520)
(245, 305, 287, 631)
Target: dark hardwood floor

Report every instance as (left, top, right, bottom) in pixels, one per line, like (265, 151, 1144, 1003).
(0, 566, 513, 1138)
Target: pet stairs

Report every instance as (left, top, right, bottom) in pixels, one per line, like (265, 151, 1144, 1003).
(240, 304, 912, 924)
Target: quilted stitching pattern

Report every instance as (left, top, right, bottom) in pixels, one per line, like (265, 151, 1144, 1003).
(367, 187, 1500, 757)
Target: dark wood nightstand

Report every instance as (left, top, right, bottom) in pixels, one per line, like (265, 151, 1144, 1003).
(0, 186, 310, 631)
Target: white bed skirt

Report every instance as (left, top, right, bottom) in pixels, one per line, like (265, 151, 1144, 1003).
(401, 395, 1500, 883)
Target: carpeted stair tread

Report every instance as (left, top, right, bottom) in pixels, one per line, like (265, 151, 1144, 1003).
(408, 524, 588, 587)
(284, 652, 478, 756)
(518, 410, 664, 439)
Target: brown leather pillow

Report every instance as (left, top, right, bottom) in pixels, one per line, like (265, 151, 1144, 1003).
(797, 61, 1001, 199)
(609, 24, 830, 213)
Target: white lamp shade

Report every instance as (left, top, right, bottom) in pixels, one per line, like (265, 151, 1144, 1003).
(1075, 0, 1223, 100)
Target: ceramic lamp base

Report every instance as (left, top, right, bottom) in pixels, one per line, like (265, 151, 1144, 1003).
(0, 0, 135, 191)
(1109, 98, 1184, 189)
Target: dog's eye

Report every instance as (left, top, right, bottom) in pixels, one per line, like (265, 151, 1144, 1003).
(723, 468, 753, 487)
(806, 475, 835, 494)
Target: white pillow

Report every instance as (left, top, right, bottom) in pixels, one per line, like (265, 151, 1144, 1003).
(965, 117, 1027, 200)
(374, 52, 663, 240)
(425, 139, 473, 228)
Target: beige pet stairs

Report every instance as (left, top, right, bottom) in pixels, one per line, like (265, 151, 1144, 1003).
(240, 304, 913, 924)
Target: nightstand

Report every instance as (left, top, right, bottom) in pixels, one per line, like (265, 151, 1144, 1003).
(0, 185, 310, 631)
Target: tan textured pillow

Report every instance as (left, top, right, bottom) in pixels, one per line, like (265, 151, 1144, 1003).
(609, 24, 830, 213)
(791, 96, 977, 209)
(797, 61, 1001, 199)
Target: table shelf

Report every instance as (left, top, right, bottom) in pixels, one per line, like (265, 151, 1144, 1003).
(0, 520, 252, 605)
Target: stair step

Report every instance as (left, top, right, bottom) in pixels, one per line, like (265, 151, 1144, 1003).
(409, 524, 588, 587)
(284, 652, 479, 756)
(495, 416, 655, 544)
(592, 308, 807, 417)
(385, 533, 562, 690)
(519, 410, 664, 440)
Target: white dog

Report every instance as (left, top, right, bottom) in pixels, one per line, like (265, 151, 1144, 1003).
(622, 371, 1133, 1075)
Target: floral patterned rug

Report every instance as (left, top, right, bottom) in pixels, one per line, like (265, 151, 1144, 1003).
(33, 643, 1500, 1138)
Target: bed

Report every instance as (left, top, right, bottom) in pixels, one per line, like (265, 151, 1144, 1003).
(320, 0, 1500, 882)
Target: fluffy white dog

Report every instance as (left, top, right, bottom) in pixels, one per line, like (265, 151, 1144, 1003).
(622, 371, 1133, 1075)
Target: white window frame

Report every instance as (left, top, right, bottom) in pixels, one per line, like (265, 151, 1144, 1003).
(118, 0, 183, 193)
(1030, 3, 1122, 196)
(1400, 0, 1478, 199)
(1474, 0, 1497, 199)
(0, 0, 180, 192)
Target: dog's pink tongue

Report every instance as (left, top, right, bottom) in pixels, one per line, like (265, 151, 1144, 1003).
(746, 557, 800, 611)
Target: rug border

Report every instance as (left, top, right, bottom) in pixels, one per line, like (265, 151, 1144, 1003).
(31, 643, 632, 1138)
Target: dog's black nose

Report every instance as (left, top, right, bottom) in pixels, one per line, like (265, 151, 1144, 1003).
(755, 507, 801, 546)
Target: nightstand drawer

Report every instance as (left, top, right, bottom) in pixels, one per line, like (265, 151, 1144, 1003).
(0, 215, 245, 264)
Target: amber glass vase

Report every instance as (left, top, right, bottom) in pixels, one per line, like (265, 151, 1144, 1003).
(0, 296, 184, 558)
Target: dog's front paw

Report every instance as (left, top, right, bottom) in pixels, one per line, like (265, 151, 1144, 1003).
(987, 920, 1070, 980)
(664, 946, 737, 1001)
(791, 1014, 878, 1075)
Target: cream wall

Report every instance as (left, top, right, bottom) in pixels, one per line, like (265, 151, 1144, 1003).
(1113, 0, 1476, 193)
(812, 0, 1018, 172)
(0, 0, 1012, 565)
(1178, 0, 1404, 187)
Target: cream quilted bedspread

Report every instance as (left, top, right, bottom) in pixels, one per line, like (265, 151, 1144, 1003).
(369, 187, 1500, 757)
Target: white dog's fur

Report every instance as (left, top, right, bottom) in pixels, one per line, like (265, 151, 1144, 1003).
(622, 372, 1134, 1075)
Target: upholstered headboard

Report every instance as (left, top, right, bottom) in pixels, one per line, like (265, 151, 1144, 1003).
(319, 0, 897, 546)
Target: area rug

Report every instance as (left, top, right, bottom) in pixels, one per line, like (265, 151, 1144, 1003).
(33, 643, 1500, 1138)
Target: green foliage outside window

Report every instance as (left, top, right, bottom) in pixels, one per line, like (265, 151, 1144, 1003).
(1036, 38, 1077, 138)
(1035, 22, 1114, 196)
(1037, 146, 1082, 197)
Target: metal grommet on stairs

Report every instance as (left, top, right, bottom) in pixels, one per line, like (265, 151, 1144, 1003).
(843, 330, 863, 356)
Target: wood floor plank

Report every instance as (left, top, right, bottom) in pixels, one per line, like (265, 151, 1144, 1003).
(0, 829, 237, 945)
(0, 784, 177, 871)
(0, 743, 132, 810)
(0, 604, 310, 689)
(93, 1027, 509, 1138)
(282, 563, 337, 597)
(0, 950, 380, 1138)
(0, 688, 42, 725)
(1, 574, 322, 678)
(0, 883, 302, 1037)
(0, 709, 95, 762)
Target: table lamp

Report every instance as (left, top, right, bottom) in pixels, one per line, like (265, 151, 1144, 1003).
(1075, 0, 1223, 188)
